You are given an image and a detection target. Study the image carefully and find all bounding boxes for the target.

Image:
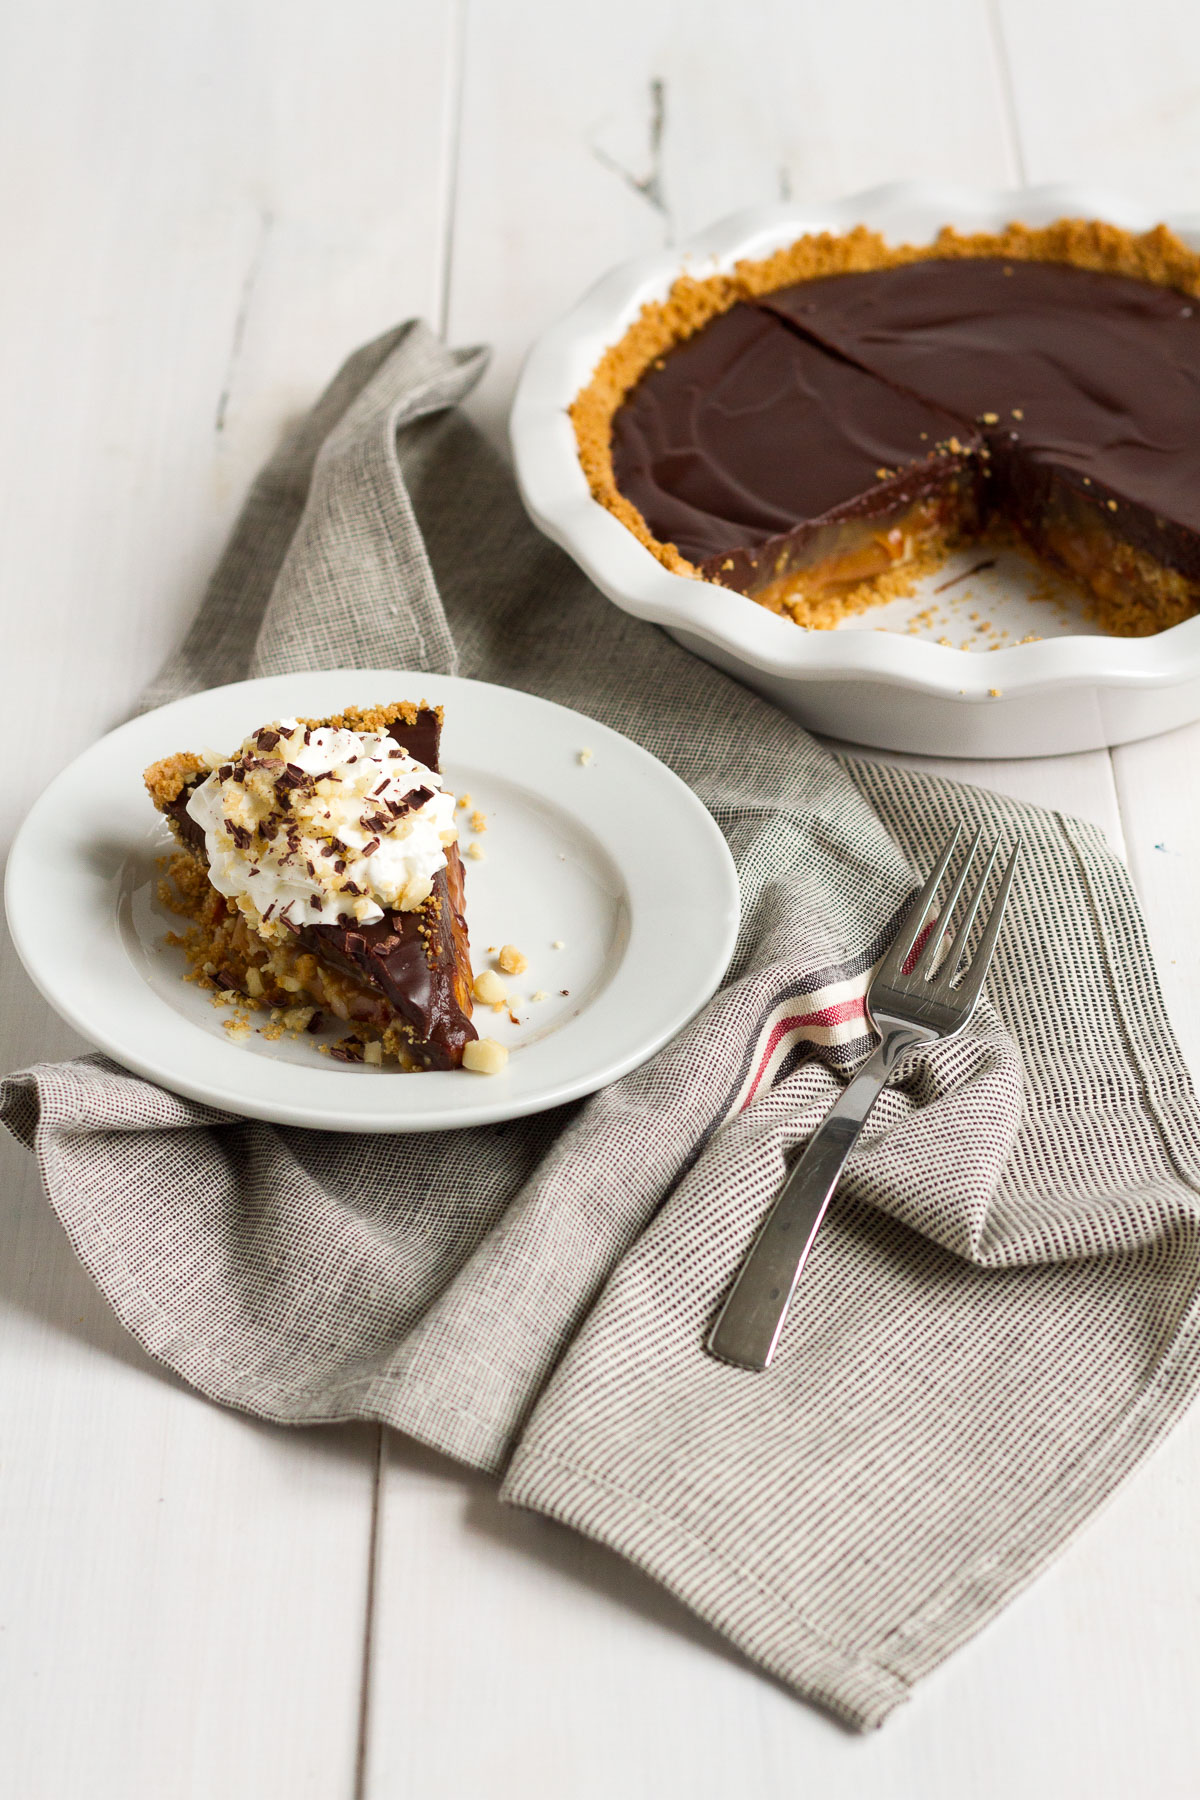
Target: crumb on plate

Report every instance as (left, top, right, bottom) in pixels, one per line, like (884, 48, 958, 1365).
(473, 968, 507, 1005)
(463, 1038, 509, 1074)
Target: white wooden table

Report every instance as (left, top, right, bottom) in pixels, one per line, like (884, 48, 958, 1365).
(5, 4, 1200, 1794)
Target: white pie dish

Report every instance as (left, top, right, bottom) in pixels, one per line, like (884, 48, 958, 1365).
(5, 671, 739, 1133)
(510, 181, 1200, 758)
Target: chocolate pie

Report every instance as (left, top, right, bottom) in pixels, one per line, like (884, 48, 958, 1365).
(574, 219, 1200, 634)
(144, 701, 478, 1069)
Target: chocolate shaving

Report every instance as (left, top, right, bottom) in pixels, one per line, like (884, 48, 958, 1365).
(329, 1039, 364, 1063)
(256, 729, 280, 751)
(306, 1011, 325, 1033)
(361, 838, 380, 858)
(362, 812, 391, 834)
(218, 764, 233, 782)
(259, 818, 278, 841)
(372, 778, 390, 796)
(281, 914, 301, 935)
(224, 819, 252, 850)
(214, 970, 239, 990)
(386, 784, 433, 821)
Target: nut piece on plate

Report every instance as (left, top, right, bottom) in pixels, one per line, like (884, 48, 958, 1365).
(462, 1038, 509, 1075)
(473, 968, 507, 1005)
(497, 944, 528, 975)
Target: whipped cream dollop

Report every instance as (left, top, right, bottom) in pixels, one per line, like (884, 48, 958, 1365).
(186, 718, 458, 933)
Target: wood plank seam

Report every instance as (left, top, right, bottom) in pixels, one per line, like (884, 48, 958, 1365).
(436, 0, 471, 340)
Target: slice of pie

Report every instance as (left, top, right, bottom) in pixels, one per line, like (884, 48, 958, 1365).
(574, 217, 1200, 635)
(144, 701, 478, 1069)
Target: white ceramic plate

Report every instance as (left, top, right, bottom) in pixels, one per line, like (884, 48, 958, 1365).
(511, 181, 1200, 758)
(6, 671, 739, 1133)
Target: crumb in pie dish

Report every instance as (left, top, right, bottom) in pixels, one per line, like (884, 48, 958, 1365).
(573, 218, 1200, 636)
(144, 702, 482, 1070)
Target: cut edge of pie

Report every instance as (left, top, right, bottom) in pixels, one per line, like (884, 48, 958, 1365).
(144, 699, 479, 1071)
(572, 216, 1200, 635)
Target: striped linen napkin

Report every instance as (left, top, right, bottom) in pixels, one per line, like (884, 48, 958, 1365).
(6, 322, 1200, 1729)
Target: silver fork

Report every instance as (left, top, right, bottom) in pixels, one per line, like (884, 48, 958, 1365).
(706, 824, 1021, 1372)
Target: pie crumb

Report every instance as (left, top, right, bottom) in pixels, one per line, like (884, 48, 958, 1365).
(497, 944, 528, 975)
(531, 990, 548, 1002)
(463, 1038, 509, 1075)
(578, 748, 593, 766)
(473, 968, 507, 1005)
(469, 809, 488, 833)
(552, 939, 565, 949)
(466, 842, 486, 861)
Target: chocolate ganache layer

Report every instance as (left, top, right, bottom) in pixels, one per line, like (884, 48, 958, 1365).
(594, 224, 1200, 634)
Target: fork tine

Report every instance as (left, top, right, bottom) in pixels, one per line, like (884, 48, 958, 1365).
(931, 834, 1001, 993)
(941, 835, 1022, 1012)
(875, 824, 962, 984)
(911, 825, 984, 981)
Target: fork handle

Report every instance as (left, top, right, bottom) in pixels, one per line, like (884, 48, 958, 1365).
(706, 1024, 925, 1370)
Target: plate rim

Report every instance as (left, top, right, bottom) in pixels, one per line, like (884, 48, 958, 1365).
(5, 669, 740, 1133)
(509, 180, 1200, 704)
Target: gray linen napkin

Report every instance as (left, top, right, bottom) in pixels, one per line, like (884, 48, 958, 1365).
(6, 321, 1200, 1730)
